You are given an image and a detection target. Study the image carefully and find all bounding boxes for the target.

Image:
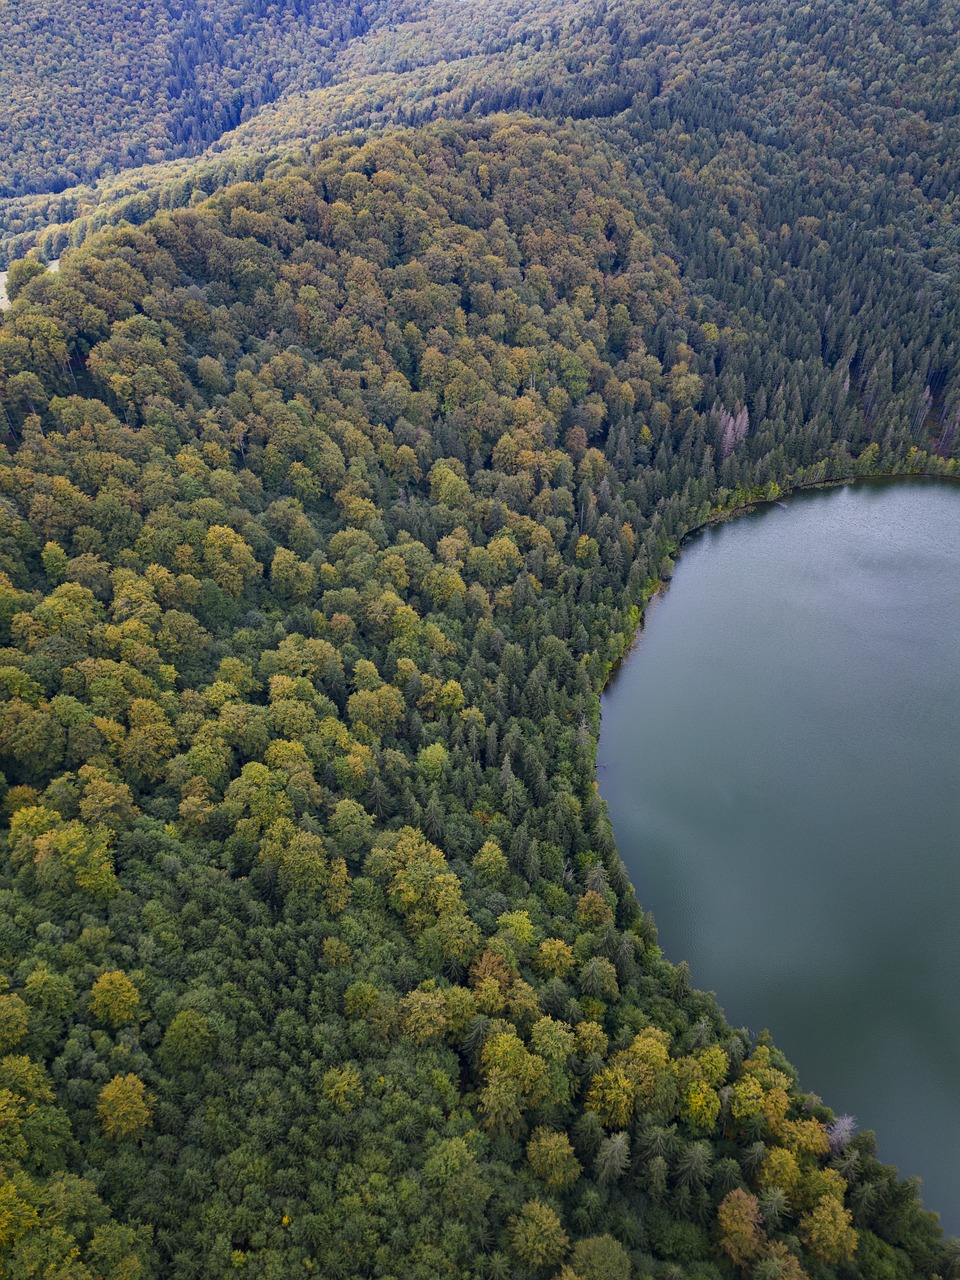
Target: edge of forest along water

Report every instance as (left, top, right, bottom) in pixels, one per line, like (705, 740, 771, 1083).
(599, 469, 960, 696)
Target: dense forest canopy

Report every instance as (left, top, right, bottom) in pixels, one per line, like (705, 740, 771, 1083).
(0, 0, 389, 200)
(1, 112, 956, 1280)
(1, 1, 959, 1278)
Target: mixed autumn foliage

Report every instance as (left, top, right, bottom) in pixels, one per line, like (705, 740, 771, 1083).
(0, 115, 955, 1279)
(2, 0, 960, 1274)
(0, 0, 387, 200)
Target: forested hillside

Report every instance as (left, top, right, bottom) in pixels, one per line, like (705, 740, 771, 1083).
(0, 0, 388, 200)
(4, 0, 960, 438)
(0, 115, 956, 1278)
(4, 0, 960, 350)
(2, 0, 960, 1276)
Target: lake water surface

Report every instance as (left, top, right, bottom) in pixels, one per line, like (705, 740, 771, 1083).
(598, 481, 960, 1233)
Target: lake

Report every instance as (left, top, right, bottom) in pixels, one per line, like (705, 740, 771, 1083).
(598, 480, 960, 1233)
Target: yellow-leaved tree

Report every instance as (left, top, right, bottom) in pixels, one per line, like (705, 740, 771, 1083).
(97, 1074, 154, 1140)
(90, 971, 140, 1028)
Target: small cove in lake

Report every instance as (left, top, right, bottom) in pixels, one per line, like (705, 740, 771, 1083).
(598, 480, 960, 1233)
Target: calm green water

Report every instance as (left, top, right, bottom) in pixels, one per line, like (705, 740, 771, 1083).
(598, 481, 960, 1233)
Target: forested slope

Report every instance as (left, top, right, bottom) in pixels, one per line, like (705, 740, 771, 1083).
(5, 0, 960, 439)
(4, 0, 960, 356)
(0, 0, 388, 200)
(0, 115, 955, 1278)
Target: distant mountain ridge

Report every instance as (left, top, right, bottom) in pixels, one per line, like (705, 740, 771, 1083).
(0, 0, 390, 200)
(3, 0, 959, 277)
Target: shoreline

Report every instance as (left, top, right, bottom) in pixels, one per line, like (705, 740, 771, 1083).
(599, 467, 960, 693)
(592, 476, 960, 1230)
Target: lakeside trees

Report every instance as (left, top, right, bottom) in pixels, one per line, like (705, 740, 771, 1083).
(0, 103, 955, 1278)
